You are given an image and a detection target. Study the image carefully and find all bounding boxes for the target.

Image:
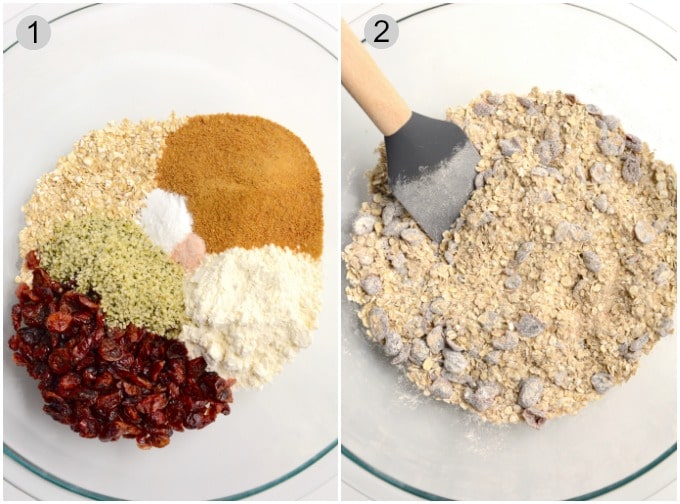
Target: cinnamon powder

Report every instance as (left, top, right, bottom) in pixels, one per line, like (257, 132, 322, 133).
(156, 114, 323, 258)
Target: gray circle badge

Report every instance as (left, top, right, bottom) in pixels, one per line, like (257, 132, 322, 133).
(16, 15, 51, 50)
(364, 14, 399, 49)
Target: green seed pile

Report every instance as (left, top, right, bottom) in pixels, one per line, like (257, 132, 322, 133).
(40, 215, 185, 334)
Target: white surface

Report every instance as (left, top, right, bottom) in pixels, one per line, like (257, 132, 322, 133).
(3, 3, 338, 501)
(341, 2, 677, 501)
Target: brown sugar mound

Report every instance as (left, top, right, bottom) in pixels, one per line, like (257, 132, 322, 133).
(156, 114, 323, 258)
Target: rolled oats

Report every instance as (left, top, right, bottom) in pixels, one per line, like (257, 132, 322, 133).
(353, 214, 377, 235)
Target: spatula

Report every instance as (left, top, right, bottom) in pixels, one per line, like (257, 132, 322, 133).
(341, 20, 481, 243)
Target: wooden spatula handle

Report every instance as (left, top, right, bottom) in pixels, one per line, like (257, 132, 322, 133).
(341, 19, 411, 136)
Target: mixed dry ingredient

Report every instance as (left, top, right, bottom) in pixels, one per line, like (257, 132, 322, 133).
(344, 88, 676, 426)
(10, 112, 324, 447)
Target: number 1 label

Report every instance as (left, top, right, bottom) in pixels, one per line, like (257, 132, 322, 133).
(16, 15, 51, 50)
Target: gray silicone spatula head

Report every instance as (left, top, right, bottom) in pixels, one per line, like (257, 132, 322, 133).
(341, 20, 481, 242)
(385, 112, 481, 242)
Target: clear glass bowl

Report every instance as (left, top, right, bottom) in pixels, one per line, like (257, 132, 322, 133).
(341, 3, 677, 500)
(3, 4, 338, 500)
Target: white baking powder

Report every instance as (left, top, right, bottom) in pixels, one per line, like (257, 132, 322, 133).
(180, 244, 322, 388)
(136, 188, 193, 254)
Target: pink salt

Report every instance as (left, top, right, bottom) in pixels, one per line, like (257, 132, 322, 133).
(171, 233, 206, 272)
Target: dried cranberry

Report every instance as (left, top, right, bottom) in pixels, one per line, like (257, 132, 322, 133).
(99, 421, 122, 442)
(71, 311, 93, 325)
(124, 324, 143, 343)
(17, 326, 44, 346)
(25, 250, 40, 270)
(165, 400, 185, 430)
(166, 341, 188, 359)
(168, 382, 180, 399)
(136, 433, 171, 450)
(71, 340, 94, 364)
(166, 358, 186, 385)
(150, 434, 171, 448)
(16, 283, 32, 303)
(73, 416, 99, 438)
(8, 334, 20, 352)
(185, 410, 212, 429)
(99, 338, 123, 361)
(22, 303, 47, 328)
(32, 268, 57, 296)
(12, 352, 30, 367)
(73, 388, 98, 405)
(95, 391, 122, 412)
(56, 373, 81, 397)
(149, 409, 167, 427)
(94, 371, 114, 390)
(136, 393, 168, 415)
(11, 304, 23, 331)
(122, 405, 141, 424)
(33, 343, 51, 362)
(48, 348, 71, 374)
(149, 360, 166, 382)
(59, 291, 81, 312)
(187, 357, 207, 379)
(81, 367, 98, 385)
(45, 312, 73, 333)
(92, 325, 105, 345)
(28, 361, 51, 382)
(8, 268, 235, 449)
(122, 382, 141, 397)
(75, 293, 99, 310)
(120, 372, 152, 390)
(43, 397, 72, 423)
(113, 351, 134, 372)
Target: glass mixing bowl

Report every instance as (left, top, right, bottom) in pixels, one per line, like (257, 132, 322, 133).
(341, 3, 677, 500)
(4, 4, 338, 500)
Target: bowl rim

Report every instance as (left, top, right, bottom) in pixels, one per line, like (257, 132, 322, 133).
(4, 441, 338, 500)
(342, 443, 677, 500)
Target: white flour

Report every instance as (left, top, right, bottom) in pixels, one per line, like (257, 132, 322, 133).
(180, 244, 322, 388)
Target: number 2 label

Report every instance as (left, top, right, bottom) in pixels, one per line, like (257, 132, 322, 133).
(364, 15, 399, 49)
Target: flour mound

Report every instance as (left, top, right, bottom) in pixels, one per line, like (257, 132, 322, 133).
(180, 244, 322, 388)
